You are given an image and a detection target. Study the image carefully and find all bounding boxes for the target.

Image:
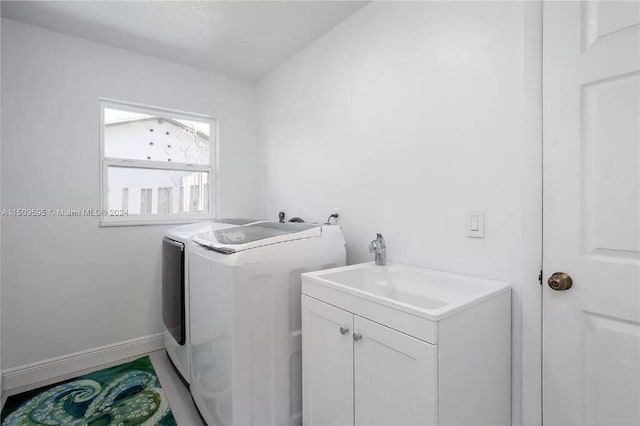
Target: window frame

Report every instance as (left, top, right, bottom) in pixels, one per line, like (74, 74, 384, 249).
(99, 98, 217, 227)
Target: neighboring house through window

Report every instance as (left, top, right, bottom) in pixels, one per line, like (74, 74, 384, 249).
(100, 99, 215, 226)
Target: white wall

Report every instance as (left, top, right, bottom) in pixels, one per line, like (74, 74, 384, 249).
(0, 19, 260, 369)
(256, 2, 541, 425)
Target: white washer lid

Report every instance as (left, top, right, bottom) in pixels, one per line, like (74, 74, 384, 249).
(193, 221, 322, 254)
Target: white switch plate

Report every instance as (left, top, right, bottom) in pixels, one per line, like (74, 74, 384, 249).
(466, 210, 485, 238)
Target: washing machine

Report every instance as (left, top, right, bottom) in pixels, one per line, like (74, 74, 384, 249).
(162, 219, 259, 384)
(188, 222, 346, 426)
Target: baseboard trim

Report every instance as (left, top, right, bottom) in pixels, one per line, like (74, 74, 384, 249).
(2, 333, 165, 391)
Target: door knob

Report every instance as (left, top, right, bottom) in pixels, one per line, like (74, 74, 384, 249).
(353, 333, 362, 342)
(339, 326, 349, 335)
(548, 272, 573, 291)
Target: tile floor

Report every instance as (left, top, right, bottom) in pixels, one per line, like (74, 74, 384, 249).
(1, 350, 206, 426)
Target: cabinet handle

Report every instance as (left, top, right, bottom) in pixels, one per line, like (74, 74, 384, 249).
(353, 333, 363, 342)
(339, 326, 349, 335)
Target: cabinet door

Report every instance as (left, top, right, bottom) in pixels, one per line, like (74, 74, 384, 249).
(353, 316, 437, 426)
(302, 295, 354, 426)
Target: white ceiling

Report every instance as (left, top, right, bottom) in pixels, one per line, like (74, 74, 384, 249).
(0, 1, 367, 81)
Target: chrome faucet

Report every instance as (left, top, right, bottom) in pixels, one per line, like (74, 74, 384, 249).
(369, 233, 386, 265)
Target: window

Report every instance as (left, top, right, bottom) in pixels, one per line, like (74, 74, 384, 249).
(100, 99, 215, 226)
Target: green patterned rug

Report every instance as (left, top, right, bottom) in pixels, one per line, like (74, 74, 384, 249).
(1, 356, 177, 426)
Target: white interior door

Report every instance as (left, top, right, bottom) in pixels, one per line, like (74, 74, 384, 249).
(301, 295, 354, 426)
(353, 315, 437, 426)
(543, 2, 640, 425)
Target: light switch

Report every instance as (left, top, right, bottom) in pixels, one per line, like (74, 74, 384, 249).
(466, 210, 485, 238)
(470, 215, 480, 231)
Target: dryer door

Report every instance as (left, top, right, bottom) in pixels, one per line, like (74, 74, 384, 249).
(163, 237, 185, 345)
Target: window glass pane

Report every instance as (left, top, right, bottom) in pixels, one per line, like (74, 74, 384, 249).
(104, 107, 210, 165)
(107, 167, 210, 215)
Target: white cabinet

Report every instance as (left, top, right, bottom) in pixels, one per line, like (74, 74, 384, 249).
(302, 296, 437, 426)
(353, 315, 437, 426)
(301, 263, 511, 426)
(302, 296, 354, 426)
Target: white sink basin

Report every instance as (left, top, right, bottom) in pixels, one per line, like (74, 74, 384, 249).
(303, 262, 510, 320)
